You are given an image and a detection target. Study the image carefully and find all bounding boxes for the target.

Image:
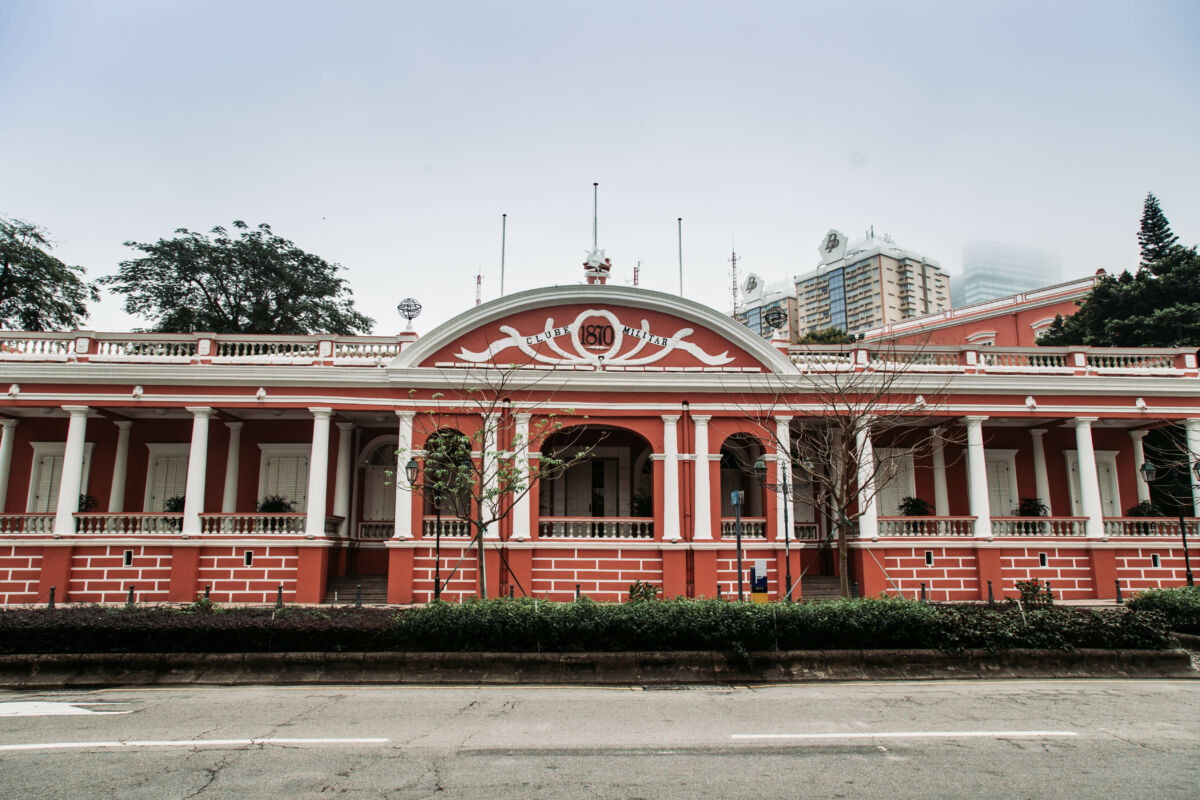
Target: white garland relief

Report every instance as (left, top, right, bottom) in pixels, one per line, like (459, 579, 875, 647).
(454, 309, 735, 366)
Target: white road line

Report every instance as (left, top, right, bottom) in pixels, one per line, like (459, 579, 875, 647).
(731, 730, 1078, 741)
(0, 702, 132, 717)
(0, 738, 389, 752)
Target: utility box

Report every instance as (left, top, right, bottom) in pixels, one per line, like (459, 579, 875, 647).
(750, 559, 769, 603)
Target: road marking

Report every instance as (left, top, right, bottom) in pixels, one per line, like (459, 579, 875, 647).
(0, 738, 389, 752)
(731, 730, 1078, 741)
(0, 702, 132, 717)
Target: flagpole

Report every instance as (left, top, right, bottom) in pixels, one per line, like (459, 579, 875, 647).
(499, 213, 507, 297)
(677, 217, 683, 296)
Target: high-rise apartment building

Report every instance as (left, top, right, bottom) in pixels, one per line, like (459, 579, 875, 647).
(795, 229, 950, 335)
(733, 273, 798, 339)
(953, 242, 1061, 307)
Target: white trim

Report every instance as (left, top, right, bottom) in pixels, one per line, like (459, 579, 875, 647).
(26, 442, 94, 513)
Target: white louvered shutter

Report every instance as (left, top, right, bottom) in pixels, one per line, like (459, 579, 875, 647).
(363, 466, 396, 521)
(31, 454, 63, 513)
(262, 455, 309, 511)
(1097, 461, 1118, 516)
(147, 455, 188, 511)
(986, 459, 1014, 516)
(874, 452, 914, 516)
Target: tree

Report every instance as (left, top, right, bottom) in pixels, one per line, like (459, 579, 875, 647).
(0, 217, 98, 330)
(732, 339, 963, 597)
(403, 364, 598, 599)
(796, 326, 854, 344)
(1138, 192, 1181, 271)
(101, 221, 373, 334)
(1038, 195, 1200, 347)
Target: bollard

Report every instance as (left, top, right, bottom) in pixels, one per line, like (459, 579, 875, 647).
(1046, 581, 1054, 603)
(204, 585, 211, 600)
(47, 586, 55, 610)
(851, 580, 859, 599)
(575, 583, 580, 600)
(127, 585, 135, 606)
(276, 585, 284, 609)
(920, 582, 927, 603)
(1115, 579, 1124, 605)
(509, 585, 514, 599)
(717, 585, 722, 600)
(987, 580, 994, 604)
(355, 584, 362, 608)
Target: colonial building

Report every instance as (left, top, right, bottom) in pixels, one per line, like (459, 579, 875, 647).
(0, 279, 1196, 605)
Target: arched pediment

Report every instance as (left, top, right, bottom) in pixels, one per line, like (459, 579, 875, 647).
(389, 285, 796, 373)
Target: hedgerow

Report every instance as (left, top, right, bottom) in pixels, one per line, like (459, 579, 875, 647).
(1126, 587, 1200, 634)
(0, 597, 1172, 654)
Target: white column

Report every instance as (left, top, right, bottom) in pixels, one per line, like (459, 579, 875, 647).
(182, 407, 212, 536)
(0, 418, 17, 512)
(1186, 419, 1200, 516)
(107, 420, 132, 513)
(481, 413, 500, 538)
(691, 415, 713, 540)
(305, 408, 332, 537)
(775, 416, 792, 541)
(855, 425, 878, 540)
(511, 413, 532, 541)
(662, 415, 681, 541)
(54, 406, 89, 536)
(333, 422, 353, 535)
(965, 416, 991, 539)
(930, 426, 949, 518)
(1073, 417, 1104, 538)
(1129, 430, 1150, 505)
(221, 421, 243, 513)
(394, 411, 414, 539)
(1030, 428, 1052, 513)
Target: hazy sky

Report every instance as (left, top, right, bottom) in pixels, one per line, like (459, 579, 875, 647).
(2, 0, 1198, 334)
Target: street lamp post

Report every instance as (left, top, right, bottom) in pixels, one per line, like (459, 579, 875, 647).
(754, 455, 797, 602)
(731, 489, 745, 601)
(1139, 458, 1198, 587)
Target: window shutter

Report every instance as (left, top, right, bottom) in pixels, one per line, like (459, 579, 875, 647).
(874, 452, 914, 516)
(147, 455, 188, 512)
(32, 454, 63, 513)
(986, 459, 1014, 516)
(363, 465, 396, 521)
(262, 455, 309, 511)
(1096, 461, 1118, 516)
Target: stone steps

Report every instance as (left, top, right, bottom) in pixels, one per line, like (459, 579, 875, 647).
(324, 576, 389, 605)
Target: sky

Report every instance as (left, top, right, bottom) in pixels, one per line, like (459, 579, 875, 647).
(2, 0, 1198, 335)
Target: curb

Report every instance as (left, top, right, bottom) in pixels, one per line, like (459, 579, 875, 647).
(0, 649, 1194, 688)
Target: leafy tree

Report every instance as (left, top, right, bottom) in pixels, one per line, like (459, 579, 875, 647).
(1038, 195, 1200, 347)
(0, 217, 99, 330)
(1138, 192, 1181, 272)
(101, 221, 373, 334)
(796, 326, 854, 344)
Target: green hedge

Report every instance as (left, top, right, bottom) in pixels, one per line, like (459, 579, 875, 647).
(1126, 587, 1200, 634)
(0, 597, 1171, 654)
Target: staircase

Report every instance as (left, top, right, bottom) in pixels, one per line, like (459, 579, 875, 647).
(800, 575, 844, 601)
(323, 575, 389, 605)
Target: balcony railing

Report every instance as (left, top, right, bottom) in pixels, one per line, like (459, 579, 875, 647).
(358, 521, 394, 539)
(421, 517, 473, 538)
(198, 513, 343, 536)
(991, 517, 1087, 537)
(75, 513, 183, 534)
(538, 517, 654, 539)
(1103, 517, 1199, 537)
(793, 522, 822, 540)
(0, 513, 54, 534)
(878, 516, 976, 536)
(720, 517, 767, 539)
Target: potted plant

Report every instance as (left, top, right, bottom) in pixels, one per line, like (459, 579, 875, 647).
(163, 495, 186, 531)
(1124, 500, 1161, 535)
(898, 496, 934, 534)
(1014, 497, 1048, 535)
(257, 495, 296, 533)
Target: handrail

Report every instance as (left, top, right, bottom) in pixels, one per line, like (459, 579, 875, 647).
(538, 516, 654, 539)
(74, 512, 183, 534)
(421, 516, 472, 537)
(991, 516, 1087, 537)
(0, 513, 55, 534)
(720, 517, 767, 539)
(1103, 517, 1198, 537)
(877, 516, 976, 536)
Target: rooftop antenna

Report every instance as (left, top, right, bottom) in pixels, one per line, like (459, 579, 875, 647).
(729, 240, 739, 315)
(592, 182, 598, 252)
(499, 213, 507, 297)
(475, 270, 482, 306)
(634, 260, 641, 287)
(677, 218, 683, 296)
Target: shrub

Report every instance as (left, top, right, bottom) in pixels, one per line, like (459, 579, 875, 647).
(257, 495, 295, 513)
(1014, 578, 1053, 607)
(1126, 586, 1200, 634)
(627, 580, 660, 602)
(1016, 497, 1048, 517)
(899, 497, 934, 517)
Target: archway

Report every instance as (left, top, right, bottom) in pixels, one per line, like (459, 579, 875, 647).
(538, 425, 654, 538)
(719, 433, 768, 537)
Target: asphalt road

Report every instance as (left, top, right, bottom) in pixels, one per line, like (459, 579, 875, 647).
(0, 680, 1196, 799)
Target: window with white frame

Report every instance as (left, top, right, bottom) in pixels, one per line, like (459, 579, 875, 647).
(1064, 450, 1121, 517)
(984, 449, 1019, 516)
(26, 442, 95, 513)
(257, 444, 311, 512)
(144, 444, 189, 512)
(874, 448, 916, 516)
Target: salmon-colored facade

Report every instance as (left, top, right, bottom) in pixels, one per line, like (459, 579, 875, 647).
(0, 282, 1197, 605)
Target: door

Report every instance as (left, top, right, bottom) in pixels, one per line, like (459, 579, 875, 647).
(146, 454, 188, 512)
(363, 465, 396, 521)
(29, 453, 64, 513)
(1068, 454, 1121, 517)
(986, 458, 1015, 516)
(261, 454, 309, 511)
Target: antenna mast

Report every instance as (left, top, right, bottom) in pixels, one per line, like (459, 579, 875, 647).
(634, 260, 641, 287)
(729, 242, 740, 315)
(677, 218, 683, 295)
(592, 182, 598, 252)
(499, 213, 507, 297)
(475, 270, 482, 306)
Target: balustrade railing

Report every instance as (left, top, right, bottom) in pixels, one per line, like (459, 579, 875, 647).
(720, 517, 767, 539)
(1103, 517, 1198, 537)
(358, 521, 395, 539)
(74, 513, 183, 534)
(978, 349, 1071, 371)
(538, 517, 655, 539)
(0, 334, 74, 360)
(991, 517, 1087, 537)
(91, 336, 196, 362)
(792, 522, 821, 540)
(878, 516, 976, 536)
(0, 513, 55, 534)
(1086, 352, 1177, 371)
(213, 339, 321, 363)
(333, 339, 403, 364)
(198, 513, 339, 535)
(422, 517, 473, 537)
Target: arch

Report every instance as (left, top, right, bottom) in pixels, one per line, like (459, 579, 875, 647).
(539, 424, 654, 523)
(719, 432, 768, 518)
(419, 427, 471, 516)
(357, 435, 398, 529)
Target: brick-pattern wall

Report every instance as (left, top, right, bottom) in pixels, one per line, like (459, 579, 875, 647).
(883, 547, 980, 602)
(531, 548, 664, 601)
(196, 546, 299, 603)
(1001, 548, 1094, 599)
(1115, 546, 1188, 591)
(68, 546, 173, 603)
(411, 546, 479, 603)
(716, 551, 776, 598)
(0, 545, 42, 604)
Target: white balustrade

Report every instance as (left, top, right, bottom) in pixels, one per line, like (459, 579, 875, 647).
(357, 521, 395, 539)
(990, 517, 1087, 537)
(74, 513, 184, 534)
(422, 517, 473, 537)
(332, 339, 402, 363)
(0, 334, 74, 360)
(1103, 517, 1198, 537)
(720, 517, 767, 539)
(213, 339, 320, 363)
(0, 514, 55, 534)
(538, 517, 655, 539)
(91, 337, 196, 362)
(199, 513, 307, 535)
(792, 523, 822, 540)
(877, 517, 976, 536)
(978, 349, 1071, 371)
